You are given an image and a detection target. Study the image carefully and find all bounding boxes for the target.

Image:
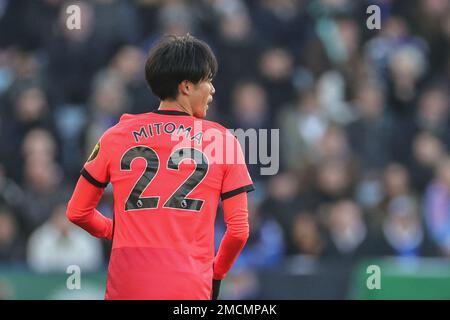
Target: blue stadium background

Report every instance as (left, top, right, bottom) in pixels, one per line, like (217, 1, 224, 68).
(1, 0, 450, 299)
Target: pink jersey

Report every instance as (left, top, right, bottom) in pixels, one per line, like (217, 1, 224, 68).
(81, 109, 254, 299)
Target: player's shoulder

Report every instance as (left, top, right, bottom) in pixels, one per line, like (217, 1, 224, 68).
(97, 113, 143, 141)
(103, 113, 149, 136)
(118, 112, 150, 124)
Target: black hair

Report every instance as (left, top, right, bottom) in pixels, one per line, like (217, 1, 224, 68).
(145, 34, 218, 100)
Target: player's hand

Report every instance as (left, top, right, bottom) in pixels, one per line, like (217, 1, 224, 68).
(212, 279, 221, 300)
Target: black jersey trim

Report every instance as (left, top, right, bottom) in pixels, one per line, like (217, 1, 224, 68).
(152, 109, 191, 116)
(221, 184, 255, 201)
(80, 168, 109, 188)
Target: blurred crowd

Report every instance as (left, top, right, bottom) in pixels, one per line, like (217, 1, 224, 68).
(0, 0, 450, 283)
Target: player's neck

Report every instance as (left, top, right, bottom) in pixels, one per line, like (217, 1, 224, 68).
(158, 100, 192, 115)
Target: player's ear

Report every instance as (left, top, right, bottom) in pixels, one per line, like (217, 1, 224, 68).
(179, 80, 191, 96)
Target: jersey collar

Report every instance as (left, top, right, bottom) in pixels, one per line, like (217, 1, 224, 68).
(152, 109, 191, 116)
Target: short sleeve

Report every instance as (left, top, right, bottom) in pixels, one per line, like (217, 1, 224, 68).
(81, 135, 110, 188)
(221, 132, 254, 200)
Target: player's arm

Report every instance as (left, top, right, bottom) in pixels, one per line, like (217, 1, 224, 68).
(67, 135, 112, 240)
(212, 131, 254, 299)
(213, 191, 249, 281)
(66, 175, 113, 240)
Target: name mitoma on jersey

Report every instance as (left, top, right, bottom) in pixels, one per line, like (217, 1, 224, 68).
(132, 121, 204, 145)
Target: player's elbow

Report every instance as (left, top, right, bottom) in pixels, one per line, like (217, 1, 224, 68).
(66, 207, 77, 224)
(236, 230, 250, 243)
(227, 224, 250, 242)
(66, 200, 83, 225)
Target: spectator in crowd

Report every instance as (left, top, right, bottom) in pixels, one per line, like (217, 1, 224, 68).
(364, 15, 426, 84)
(312, 159, 354, 207)
(409, 0, 450, 74)
(290, 211, 326, 257)
(377, 163, 418, 227)
(20, 128, 68, 234)
(381, 195, 438, 257)
(392, 85, 450, 164)
(85, 72, 130, 151)
(258, 47, 296, 110)
(383, 164, 411, 199)
(26, 203, 103, 273)
(106, 45, 156, 114)
(44, 2, 97, 104)
(258, 172, 304, 255)
(252, 0, 310, 50)
(386, 44, 427, 119)
(279, 88, 329, 172)
(0, 162, 25, 219)
(0, 205, 25, 263)
(21, 127, 58, 162)
(316, 70, 356, 125)
(424, 157, 450, 256)
(317, 125, 352, 163)
(229, 80, 272, 181)
(1, 85, 55, 182)
(346, 82, 393, 172)
(323, 200, 372, 259)
(3, 49, 41, 91)
(415, 86, 450, 147)
(230, 80, 271, 130)
(409, 131, 446, 193)
(213, 1, 264, 116)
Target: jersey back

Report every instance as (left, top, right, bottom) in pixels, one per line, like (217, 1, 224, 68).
(82, 109, 254, 299)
